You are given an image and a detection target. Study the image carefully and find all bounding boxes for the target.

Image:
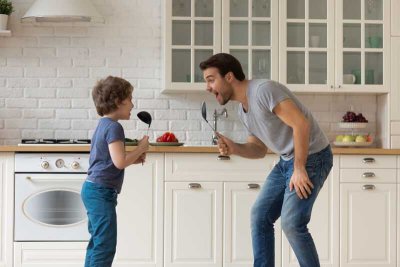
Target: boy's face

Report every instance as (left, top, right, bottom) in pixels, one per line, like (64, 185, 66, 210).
(203, 67, 233, 105)
(117, 96, 134, 120)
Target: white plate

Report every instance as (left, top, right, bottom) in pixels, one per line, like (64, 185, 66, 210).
(150, 142, 184, 146)
(333, 141, 373, 147)
(338, 122, 368, 129)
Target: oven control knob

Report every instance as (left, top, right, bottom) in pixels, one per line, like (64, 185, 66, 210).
(41, 161, 50, 169)
(71, 161, 80, 169)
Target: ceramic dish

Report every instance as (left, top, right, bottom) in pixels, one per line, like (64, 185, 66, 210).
(333, 141, 373, 147)
(338, 122, 368, 129)
(150, 142, 184, 146)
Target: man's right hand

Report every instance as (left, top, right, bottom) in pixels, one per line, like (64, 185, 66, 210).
(216, 132, 236, 156)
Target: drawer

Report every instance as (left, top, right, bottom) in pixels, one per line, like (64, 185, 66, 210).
(165, 153, 278, 181)
(340, 155, 397, 169)
(340, 168, 397, 183)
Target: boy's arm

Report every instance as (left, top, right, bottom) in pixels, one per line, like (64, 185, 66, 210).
(108, 137, 149, 169)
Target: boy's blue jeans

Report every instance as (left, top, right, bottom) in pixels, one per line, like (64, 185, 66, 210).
(81, 181, 118, 267)
(251, 145, 333, 267)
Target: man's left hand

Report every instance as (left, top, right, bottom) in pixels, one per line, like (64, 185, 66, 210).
(289, 167, 314, 199)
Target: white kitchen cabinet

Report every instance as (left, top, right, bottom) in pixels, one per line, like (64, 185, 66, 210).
(340, 154, 397, 267)
(114, 153, 164, 267)
(224, 182, 281, 267)
(282, 156, 339, 267)
(163, 0, 279, 93)
(392, 0, 400, 36)
(164, 181, 223, 267)
(279, 0, 390, 93)
(398, 183, 400, 267)
(390, 37, 400, 148)
(0, 153, 13, 267)
(14, 242, 87, 267)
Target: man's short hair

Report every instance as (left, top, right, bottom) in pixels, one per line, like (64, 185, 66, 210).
(199, 53, 245, 81)
(92, 76, 133, 116)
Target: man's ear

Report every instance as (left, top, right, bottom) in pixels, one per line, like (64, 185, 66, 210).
(225, 72, 234, 82)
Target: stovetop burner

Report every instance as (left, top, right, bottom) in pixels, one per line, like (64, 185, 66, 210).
(21, 139, 91, 145)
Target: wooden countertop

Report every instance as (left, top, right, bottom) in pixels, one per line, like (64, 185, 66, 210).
(1, 145, 400, 154)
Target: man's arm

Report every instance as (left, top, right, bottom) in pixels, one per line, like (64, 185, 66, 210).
(217, 134, 268, 159)
(273, 99, 313, 199)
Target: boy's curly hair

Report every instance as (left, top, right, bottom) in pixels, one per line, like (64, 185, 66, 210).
(92, 76, 133, 116)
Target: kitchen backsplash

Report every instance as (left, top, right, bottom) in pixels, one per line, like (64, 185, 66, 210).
(0, 0, 376, 145)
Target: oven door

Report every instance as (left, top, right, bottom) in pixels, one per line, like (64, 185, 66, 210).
(14, 173, 90, 241)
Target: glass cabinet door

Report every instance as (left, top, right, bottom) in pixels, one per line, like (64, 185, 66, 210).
(337, 0, 389, 92)
(165, 0, 221, 92)
(280, 0, 334, 92)
(222, 0, 278, 80)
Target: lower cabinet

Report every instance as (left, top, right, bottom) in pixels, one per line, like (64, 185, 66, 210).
(340, 183, 397, 267)
(282, 156, 339, 267)
(398, 184, 400, 267)
(14, 242, 87, 267)
(0, 153, 14, 267)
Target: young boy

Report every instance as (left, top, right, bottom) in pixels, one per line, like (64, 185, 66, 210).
(81, 76, 149, 267)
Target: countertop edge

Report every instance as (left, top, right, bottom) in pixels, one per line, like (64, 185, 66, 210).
(1, 146, 400, 154)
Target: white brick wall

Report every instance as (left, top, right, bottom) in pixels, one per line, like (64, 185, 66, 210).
(0, 0, 377, 145)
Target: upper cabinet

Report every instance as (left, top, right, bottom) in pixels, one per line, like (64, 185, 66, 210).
(279, 0, 335, 92)
(164, 0, 390, 93)
(280, 0, 390, 93)
(164, 0, 222, 92)
(163, 0, 278, 93)
(221, 0, 279, 81)
(391, 0, 400, 36)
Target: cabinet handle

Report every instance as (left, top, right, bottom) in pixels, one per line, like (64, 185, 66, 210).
(362, 172, 375, 178)
(247, 183, 260, 189)
(362, 158, 375, 163)
(338, 85, 342, 88)
(188, 183, 201, 189)
(362, 184, 376, 190)
(217, 155, 230, 161)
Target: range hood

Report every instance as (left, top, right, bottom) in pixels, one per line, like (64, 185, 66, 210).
(22, 0, 104, 23)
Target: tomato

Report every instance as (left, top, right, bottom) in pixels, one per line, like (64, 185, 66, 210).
(156, 132, 178, 142)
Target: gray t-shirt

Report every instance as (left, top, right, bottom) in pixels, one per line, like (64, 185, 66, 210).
(238, 79, 329, 160)
(87, 117, 125, 193)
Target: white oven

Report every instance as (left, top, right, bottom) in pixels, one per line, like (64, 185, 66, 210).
(14, 153, 90, 241)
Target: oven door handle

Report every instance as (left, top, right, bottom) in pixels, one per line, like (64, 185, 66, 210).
(25, 176, 86, 182)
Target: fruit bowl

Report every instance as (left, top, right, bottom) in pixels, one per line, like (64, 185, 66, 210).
(338, 122, 368, 129)
(333, 141, 373, 147)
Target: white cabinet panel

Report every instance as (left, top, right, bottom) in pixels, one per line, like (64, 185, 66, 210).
(283, 156, 339, 267)
(165, 153, 277, 181)
(390, 38, 400, 121)
(0, 153, 13, 267)
(224, 182, 282, 267)
(165, 182, 223, 267)
(392, 0, 400, 36)
(340, 155, 397, 168)
(14, 242, 87, 267)
(340, 168, 396, 183)
(340, 183, 396, 267)
(114, 153, 164, 266)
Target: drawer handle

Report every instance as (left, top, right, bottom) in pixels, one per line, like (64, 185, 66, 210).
(362, 158, 375, 163)
(247, 183, 260, 189)
(362, 184, 376, 190)
(188, 183, 201, 189)
(362, 172, 375, 178)
(217, 155, 231, 161)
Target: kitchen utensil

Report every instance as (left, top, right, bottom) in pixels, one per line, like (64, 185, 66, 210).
(201, 101, 216, 134)
(137, 111, 152, 136)
(137, 111, 152, 165)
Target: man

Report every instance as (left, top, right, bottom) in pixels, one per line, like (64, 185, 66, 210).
(199, 53, 333, 267)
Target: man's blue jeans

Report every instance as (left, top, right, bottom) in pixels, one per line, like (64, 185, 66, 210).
(251, 145, 333, 267)
(81, 181, 118, 267)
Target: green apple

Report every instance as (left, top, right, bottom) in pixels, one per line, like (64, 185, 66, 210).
(355, 135, 366, 142)
(342, 135, 354, 142)
(335, 135, 344, 142)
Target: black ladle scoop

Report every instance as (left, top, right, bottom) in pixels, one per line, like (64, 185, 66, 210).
(137, 111, 152, 136)
(201, 101, 216, 134)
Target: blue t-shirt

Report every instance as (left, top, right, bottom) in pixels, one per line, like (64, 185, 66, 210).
(87, 117, 125, 193)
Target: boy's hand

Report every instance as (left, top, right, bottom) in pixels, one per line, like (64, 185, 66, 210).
(133, 153, 146, 164)
(216, 132, 235, 156)
(138, 136, 150, 152)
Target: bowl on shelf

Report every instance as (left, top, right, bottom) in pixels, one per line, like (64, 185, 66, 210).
(333, 141, 373, 147)
(338, 122, 368, 129)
